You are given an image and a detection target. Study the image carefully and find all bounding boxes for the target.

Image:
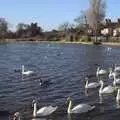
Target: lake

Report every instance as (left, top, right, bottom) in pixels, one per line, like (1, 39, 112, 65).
(0, 42, 120, 120)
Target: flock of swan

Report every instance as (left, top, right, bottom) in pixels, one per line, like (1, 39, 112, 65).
(12, 64, 120, 120)
(85, 65, 120, 103)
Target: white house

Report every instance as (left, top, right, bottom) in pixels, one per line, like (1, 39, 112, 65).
(101, 28, 109, 36)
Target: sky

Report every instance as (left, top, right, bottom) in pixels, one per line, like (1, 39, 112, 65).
(0, 0, 120, 31)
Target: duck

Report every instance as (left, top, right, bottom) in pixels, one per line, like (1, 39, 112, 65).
(13, 112, 21, 120)
(32, 99, 57, 117)
(85, 77, 100, 89)
(39, 78, 52, 87)
(67, 97, 95, 114)
(21, 65, 34, 76)
(99, 80, 115, 96)
(96, 67, 107, 77)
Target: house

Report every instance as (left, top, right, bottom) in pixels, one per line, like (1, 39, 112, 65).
(100, 18, 120, 37)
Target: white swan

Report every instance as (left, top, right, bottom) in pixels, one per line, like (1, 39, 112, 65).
(109, 67, 120, 80)
(85, 77, 100, 89)
(96, 67, 107, 77)
(114, 64, 120, 72)
(32, 99, 57, 117)
(109, 68, 115, 79)
(13, 112, 21, 120)
(21, 65, 34, 75)
(67, 97, 95, 114)
(99, 80, 115, 95)
(113, 74, 120, 86)
(107, 47, 112, 52)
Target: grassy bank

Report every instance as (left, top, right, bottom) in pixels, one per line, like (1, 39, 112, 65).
(1, 38, 120, 47)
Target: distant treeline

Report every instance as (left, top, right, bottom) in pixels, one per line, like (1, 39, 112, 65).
(0, 17, 88, 42)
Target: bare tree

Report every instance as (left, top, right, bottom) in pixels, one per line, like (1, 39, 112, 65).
(0, 18, 8, 38)
(74, 11, 87, 27)
(58, 22, 71, 31)
(16, 23, 29, 31)
(74, 11, 89, 35)
(86, 0, 106, 42)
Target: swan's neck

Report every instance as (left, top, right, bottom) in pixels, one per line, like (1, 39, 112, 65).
(22, 65, 25, 73)
(33, 102, 37, 117)
(96, 67, 100, 76)
(67, 100, 72, 113)
(109, 68, 112, 74)
(85, 79, 88, 88)
(18, 116, 21, 120)
(99, 82, 103, 95)
(113, 74, 116, 85)
(13, 116, 21, 120)
(97, 67, 100, 72)
(116, 89, 120, 101)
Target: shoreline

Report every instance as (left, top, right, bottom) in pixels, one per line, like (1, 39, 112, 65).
(1, 39, 120, 47)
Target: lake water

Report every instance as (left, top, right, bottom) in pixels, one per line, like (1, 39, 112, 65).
(0, 42, 120, 120)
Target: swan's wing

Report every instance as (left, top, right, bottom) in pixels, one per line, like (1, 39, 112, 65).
(27, 71, 33, 74)
(88, 82, 100, 88)
(116, 79, 120, 83)
(115, 67, 120, 71)
(102, 86, 114, 93)
(24, 71, 33, 75)
(32, 118, 46, 120)
(37, 106, 57, 116)
(99, 70, 107, 74)
(72, 104, 92, 113)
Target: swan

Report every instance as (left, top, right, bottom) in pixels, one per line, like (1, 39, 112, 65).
(32, 99, 57, 117)
(109, 68, 115, 79)
(107, 47, 112, 51)
(109, 68, 120, 80)
(114, 64, 120, 72)
(99, 80, 115, 95)
(21, 65, 34, 76)
(13, 112, 21, 120)
(96, 67, 107, 77)
(85, 77, 100, 89)
(67, 97, 95, 114)
(113, 74, 120, 86)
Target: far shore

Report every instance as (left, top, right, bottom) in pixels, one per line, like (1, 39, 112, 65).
(1, 38, 120, 47)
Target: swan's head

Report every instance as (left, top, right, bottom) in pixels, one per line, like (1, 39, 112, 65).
(85, 77, 88, 81)
(39, 79, 42, 86)
(21, 65, 24, 69)
(32, 99, 37, 107)
(66, 96, 72, 104)
(99, 80, 104, 85)
(13, 112, 20, 120)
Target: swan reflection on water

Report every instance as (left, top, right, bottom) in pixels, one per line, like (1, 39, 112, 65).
(32, 118, 46, 120)
(116, 100, 120, 109)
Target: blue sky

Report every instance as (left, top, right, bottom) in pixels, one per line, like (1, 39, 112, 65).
(0, 0, 120, 31)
